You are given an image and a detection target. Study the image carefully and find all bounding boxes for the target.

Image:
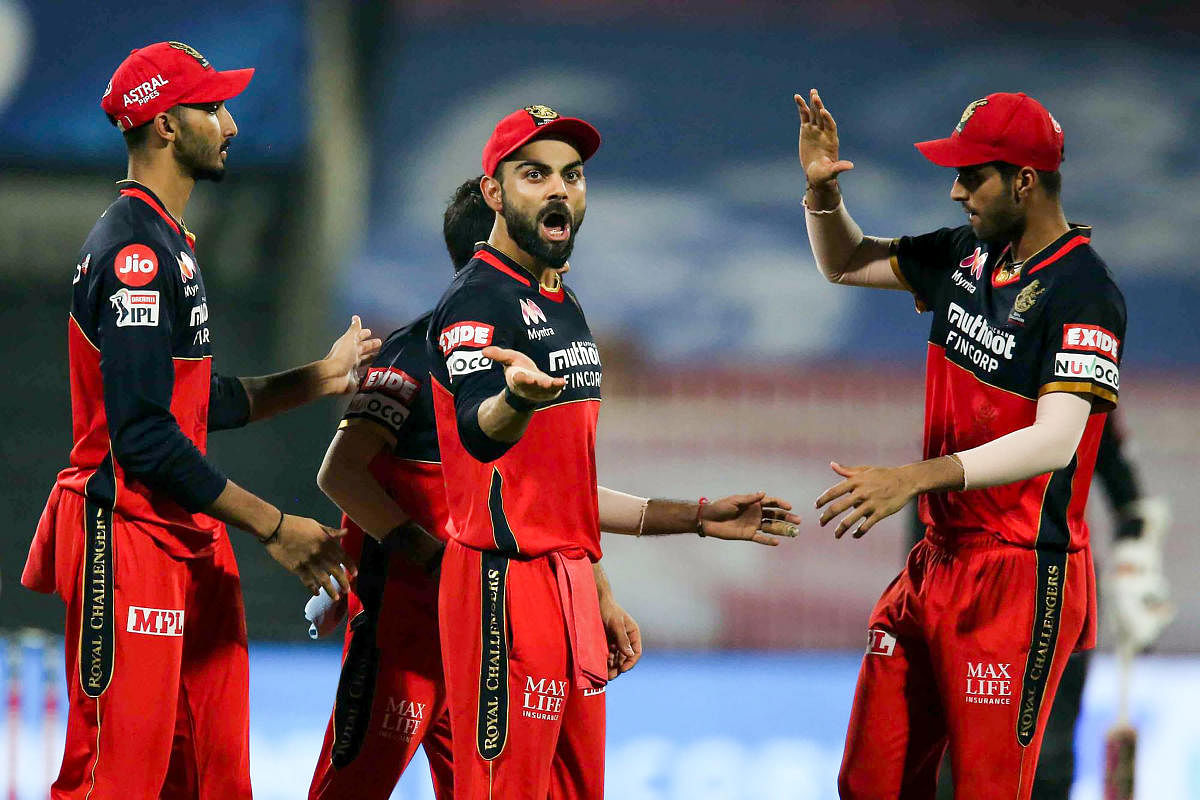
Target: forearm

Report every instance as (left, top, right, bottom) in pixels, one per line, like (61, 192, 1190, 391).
(205, 480, 281, 540)
(239, 362, 337, 423)
(593, 562, 613, 606)
(476, 389, 534, 442)
(597, 487, 703, 536)
(316, 436, 409, 540)
(955, 392, 1091, 489)
(805, 199, 900, 289)
(597, 487, 648, 535)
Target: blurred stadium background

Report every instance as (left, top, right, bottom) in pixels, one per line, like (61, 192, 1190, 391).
(2, 0, 1198, 797)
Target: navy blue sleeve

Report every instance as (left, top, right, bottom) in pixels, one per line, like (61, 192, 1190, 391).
(209, 373, 251, 431)
(341, 330, 425, 444)
(1038, 269, 1126, 411)
(95, 240, 228, 512)
(428, 283, 519, 462)
(892, 226, 976, 312)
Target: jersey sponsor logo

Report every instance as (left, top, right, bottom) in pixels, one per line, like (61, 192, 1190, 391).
(439, 321, 494, 355)
(1011, 279, 1046, 316)
(360, 366, 419, 405)
(73, 253, 91, 285)
(347, 393, 411, 429)
(178, 251, 197, 281)
(1062, 324, 1119, 360)
(959, 246, 987, 280)
(548, 340, 601, 372)
(867, 628, 896, 656)
(1054, 353, 1119, 390)
(522, 676, 568, 721)
(109, 288, 160, 327)
(126, 606, 184, 636)
(527, 326, 555, 341)
(114, 243, 159, 286)
(965, 661, 1012, 705)
(189, 302, 208, 327)
(379, 696, 427, 741)
(193, 329, 210, 346)
(519, 297, 547, 326)
(446, 350, 494, 381)
(945, 301, 1016, 372)
(122, 74, 170, 107)
(951, 270, 976, 295)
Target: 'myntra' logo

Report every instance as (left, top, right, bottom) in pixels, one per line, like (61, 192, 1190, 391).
(959, 247, 987, 280)
(519, 298, 547, 326)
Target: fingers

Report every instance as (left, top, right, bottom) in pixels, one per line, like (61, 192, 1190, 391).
(831, 461, 868, 478)
(762, 506, 803, 526)
(762, 496, 793, 511)
(819, 493, 859, 526)
(611, 619, 634, 658)
(833, 502, 871, 539)
(481, 345, 524, 366)
(760, 519, 801, 538)
(509, 366, 566, 391)
(348, 315, 361, 332)
(794, 92, 812, 123)
(815, 479, 853, 509)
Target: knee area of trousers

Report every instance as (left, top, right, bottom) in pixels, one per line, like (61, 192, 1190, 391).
(837, 765, 882, 800)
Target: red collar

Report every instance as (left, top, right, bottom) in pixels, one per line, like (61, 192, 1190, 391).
(116, 180, 196, 250)
(474, 245, 565, 302)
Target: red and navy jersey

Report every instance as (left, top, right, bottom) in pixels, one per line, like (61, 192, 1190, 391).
(891, 224, 1126, 551)
(55, 181, 248, 558)
(427, 245, 602, 560)
(338, 312, 450, 542)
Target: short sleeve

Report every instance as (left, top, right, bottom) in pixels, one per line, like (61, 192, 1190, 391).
(1038, 278, 1126, 411)
(891, 226, 976, 313)
(341, 332, 426, 445)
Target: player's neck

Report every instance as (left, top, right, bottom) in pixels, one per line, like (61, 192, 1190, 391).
(487, 228, 554, 285)
(1011, 205, 1069, 262)
(125, 156, 195, 224)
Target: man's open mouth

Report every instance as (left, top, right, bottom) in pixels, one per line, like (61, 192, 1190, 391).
(540, 210, 571, 242)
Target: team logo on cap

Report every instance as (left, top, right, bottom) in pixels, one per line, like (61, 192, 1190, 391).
(168, 41, 211, 69)
(955, 98, 988, 133)
(524, 105, 560, 126)
(103, 78, 113, 99)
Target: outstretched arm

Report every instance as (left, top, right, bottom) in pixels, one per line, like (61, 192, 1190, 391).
(815, 391, 1092, 538)
(471, 345, 567, 443)
(238, 316, 382, 423)
(795, 89, 904, 290)
(598, 487, 801, 545)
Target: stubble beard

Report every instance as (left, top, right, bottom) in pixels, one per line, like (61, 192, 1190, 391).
(174, 123, 226, 183)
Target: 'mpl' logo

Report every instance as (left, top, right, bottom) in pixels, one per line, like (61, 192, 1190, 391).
(127, 606, 184, 636)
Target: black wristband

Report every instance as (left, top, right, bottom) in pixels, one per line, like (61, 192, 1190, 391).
(502, 386, 540, 413)
(259, 508, 284, 545)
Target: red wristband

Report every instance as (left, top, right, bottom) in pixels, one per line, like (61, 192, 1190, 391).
(696, 497, 708, 537)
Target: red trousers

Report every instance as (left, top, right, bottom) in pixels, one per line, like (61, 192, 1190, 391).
(308, 540, 453, 800)
(24, 487, 250, 799)
(439, 540, 607, 800)
(839, 533, 1096, 800)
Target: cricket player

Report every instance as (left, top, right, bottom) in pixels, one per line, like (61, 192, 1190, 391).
(20, 41, 379, 799)
(305, 175, 800, 799)
(426, 107, 802, 798)
(796, 89, 1126, 799)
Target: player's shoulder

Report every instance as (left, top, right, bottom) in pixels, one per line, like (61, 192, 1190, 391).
(1050, 227, 1123, 297)
(380, 311, 435, 359)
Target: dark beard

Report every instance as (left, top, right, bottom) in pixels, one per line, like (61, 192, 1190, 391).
(502, 199, 583, 268)
(174, 124, 225, 183)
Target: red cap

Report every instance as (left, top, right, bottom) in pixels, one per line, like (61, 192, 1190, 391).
(482, 105, 601, 177)
(101, 41, 254, 132)
(914, 92, 1064, 172)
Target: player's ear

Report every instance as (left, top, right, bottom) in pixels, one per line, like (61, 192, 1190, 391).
(480, 173, 504, 213)
(1015, 166, 1037, 204)
(151, 111, 177, 145)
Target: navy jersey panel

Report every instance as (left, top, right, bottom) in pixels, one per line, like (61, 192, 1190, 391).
(427, 245, 602, 560)
(340, 312, 440, 464)
(895, 225, 1126, 551)
(58, 182, 228, 557)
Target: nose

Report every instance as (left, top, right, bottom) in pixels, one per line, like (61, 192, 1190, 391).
(950, 178, 968, 202)
(545, 173, 569, 199)
(219, 105, 238, 139)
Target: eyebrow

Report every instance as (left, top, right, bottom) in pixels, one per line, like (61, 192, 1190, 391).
(514, 160, 585, 173)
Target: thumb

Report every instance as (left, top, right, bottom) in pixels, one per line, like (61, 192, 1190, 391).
(323, 526, 348, 540)
(481, 345, 515, 365)
(831, 160, 855, 174)
(348, 315, 361, 332)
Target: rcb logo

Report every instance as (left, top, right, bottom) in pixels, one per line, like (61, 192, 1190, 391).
(168, 41, 211, 69)
(956, 99, 988, 133)
(525, 105, 560, 126)
(1013, 280, 1046, 314)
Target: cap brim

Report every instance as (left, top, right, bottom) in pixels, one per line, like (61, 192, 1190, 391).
(914, 136, 997, 168)
(180, 67, 255, 104)
(501, 117, 602, 169)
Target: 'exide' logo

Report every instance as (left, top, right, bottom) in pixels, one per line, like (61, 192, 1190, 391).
(127, 606, 184, 636)
(439, 321, 494, 355)
(361, 366, 419, 404)
(1062, 324, 1119, 360)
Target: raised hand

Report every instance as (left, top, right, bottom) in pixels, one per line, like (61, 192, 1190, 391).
(481, 345, 566, 404)
(701, 492, 802, 545)
(795, 88, 855, 191)
(266, 515, 357, 600)
(322, 315, 383, 395)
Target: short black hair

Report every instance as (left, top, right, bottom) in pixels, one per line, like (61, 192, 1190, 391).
(443, 175, 492, 270)
(990, 161, 1062, 199)
(110, 104, 184, 152)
